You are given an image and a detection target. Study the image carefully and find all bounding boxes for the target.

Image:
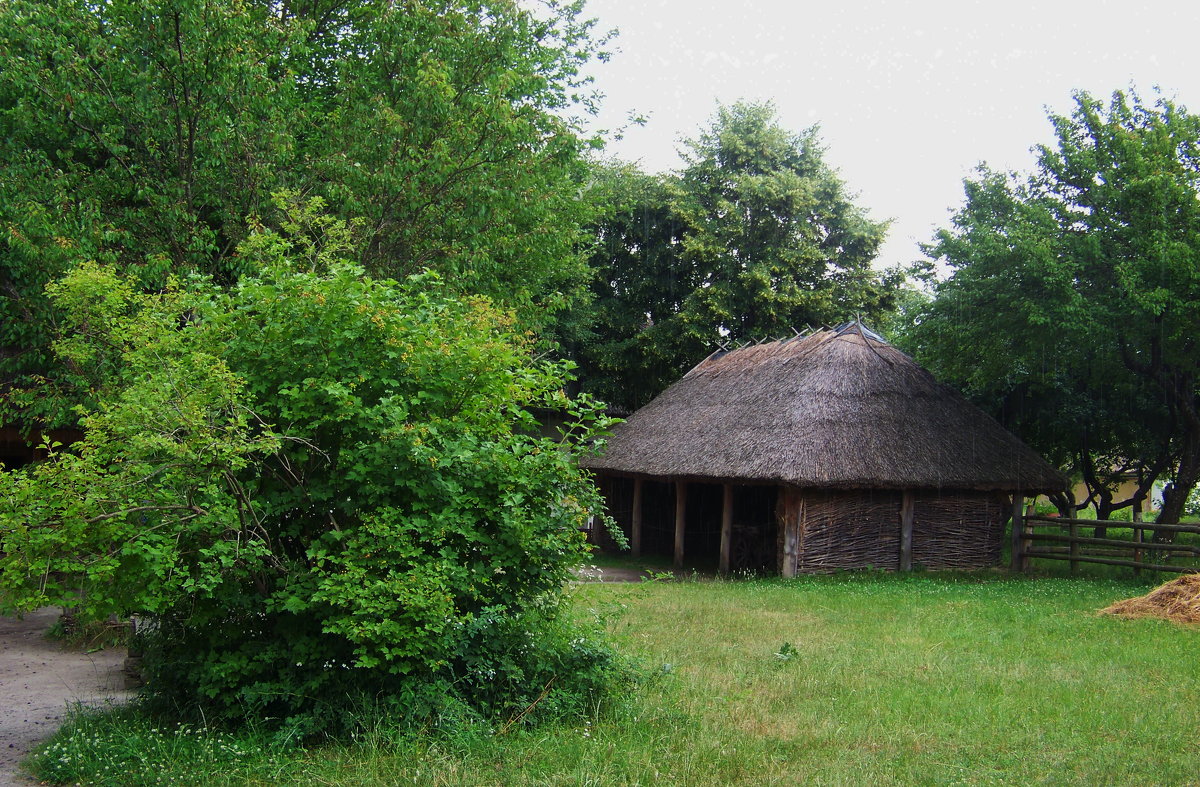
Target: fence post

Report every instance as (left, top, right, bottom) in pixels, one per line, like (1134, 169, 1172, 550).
(1068, 503, 1079, 574)
(1132, 508, 1143, 578)
(1010, 494, 1024, 572)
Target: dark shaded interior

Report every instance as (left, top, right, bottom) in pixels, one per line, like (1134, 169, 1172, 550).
(594, 475, 779, 573)
(0, 434, 34, 471)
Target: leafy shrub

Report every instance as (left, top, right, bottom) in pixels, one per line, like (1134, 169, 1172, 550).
(0, 221, 623, 734)
(1184, 488, 1200, 521)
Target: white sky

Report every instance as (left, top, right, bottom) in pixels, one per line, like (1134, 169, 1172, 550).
(581, 0, 1200, 270)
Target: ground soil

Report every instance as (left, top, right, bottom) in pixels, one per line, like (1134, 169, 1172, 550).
(574, 565, 666, 582)
(0, 609, 129, 787)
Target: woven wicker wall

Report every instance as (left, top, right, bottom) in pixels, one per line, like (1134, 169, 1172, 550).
(781, 488, 1007, 574)
(911, 492, 1005, 569)
(788, 490, 903, 573)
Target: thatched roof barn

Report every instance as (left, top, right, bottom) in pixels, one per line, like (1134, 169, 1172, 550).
(585, 323, 1066, 575)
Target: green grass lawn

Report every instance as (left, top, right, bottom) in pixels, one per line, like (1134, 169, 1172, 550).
(29, 572, 1200, 786)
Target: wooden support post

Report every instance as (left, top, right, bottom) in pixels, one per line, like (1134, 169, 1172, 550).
(719, 483, 733, 577)
(1022, 502, 1035, 572)
(780, 487, 799, 578)
(899, 490, 915, 571)
(631, 478, 643, 557)
(1068, 504, 1079, 574)
(1010, 494, 1024, 572)
(673, 480, 687, 569)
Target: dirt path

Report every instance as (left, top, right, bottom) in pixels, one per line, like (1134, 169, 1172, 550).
(574, 565, 657, 582)
(573, 565, 692, 582)
(0, 609, 129, 787)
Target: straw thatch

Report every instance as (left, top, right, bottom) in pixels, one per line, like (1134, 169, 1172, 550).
(586, 324, 1065, 493)
(1100, 575, 1200, 625)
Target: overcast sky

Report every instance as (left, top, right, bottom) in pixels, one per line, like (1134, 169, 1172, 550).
(580, 0, 1200, 270)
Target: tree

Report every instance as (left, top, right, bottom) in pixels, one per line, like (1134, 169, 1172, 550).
(566, 163, 692, 409)
(0, 216, 622, 733)
(906, 89, 1200, 524)
(0, 0, 607, 427)
(574, 102, 894, 410)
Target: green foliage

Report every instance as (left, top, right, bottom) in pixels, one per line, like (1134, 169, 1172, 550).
(574, 102, 895, 409)
(0, 222, 622, 733)
(0, 0, 608, 426)
(906, 89, 1200, 521)
(868, 261, 935, 345)
(673, 102, 891, 335)
(567, 164, 690, 408)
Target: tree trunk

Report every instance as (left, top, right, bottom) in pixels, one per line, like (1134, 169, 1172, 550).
(1118, 335, 1200, 540)
(1156, 436, 1200, 540)
(1079, 442, 1114, 538)
(1048, 490, 1074, 517)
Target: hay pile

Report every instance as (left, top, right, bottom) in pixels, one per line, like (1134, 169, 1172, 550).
(1100, 574, 1200, 625)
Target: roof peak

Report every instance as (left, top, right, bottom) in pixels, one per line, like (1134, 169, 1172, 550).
(832, 320, 887, 344)
(708, 320, 888, 357)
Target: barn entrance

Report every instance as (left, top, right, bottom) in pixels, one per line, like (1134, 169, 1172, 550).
(593, 476, 778, 574)
(0, 427, 81, 471)
(0, 427, 35, 471)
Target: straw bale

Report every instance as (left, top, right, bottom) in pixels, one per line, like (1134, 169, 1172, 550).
(586, 324, 1066, 493)
(1100, 575, 1200, 625)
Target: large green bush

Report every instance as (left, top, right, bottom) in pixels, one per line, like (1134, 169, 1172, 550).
(0, 225, 621, 734)
(0, 0, 607, 428)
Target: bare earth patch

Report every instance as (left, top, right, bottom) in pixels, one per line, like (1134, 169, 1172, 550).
(1100, 574, 1200, 625)
(573, 565, 659, 583)
(0, 609, 130, 786)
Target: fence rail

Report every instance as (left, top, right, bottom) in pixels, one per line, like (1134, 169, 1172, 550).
(1012, 512, 1200, 576)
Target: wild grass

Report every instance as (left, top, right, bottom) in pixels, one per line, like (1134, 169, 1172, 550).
(28, 571, 1200, 786)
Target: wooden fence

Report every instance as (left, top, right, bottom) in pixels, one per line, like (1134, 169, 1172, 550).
(1011, 510, 1200, 575)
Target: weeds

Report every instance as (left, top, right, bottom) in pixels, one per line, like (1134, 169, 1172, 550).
(46, 613, 130, 653)
(29, 709, 285, 786)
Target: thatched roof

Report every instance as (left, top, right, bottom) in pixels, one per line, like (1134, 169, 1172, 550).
(585, 324, 1066, 493)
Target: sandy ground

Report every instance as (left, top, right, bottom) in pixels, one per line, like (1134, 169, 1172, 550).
(0, 609, 129, 787)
